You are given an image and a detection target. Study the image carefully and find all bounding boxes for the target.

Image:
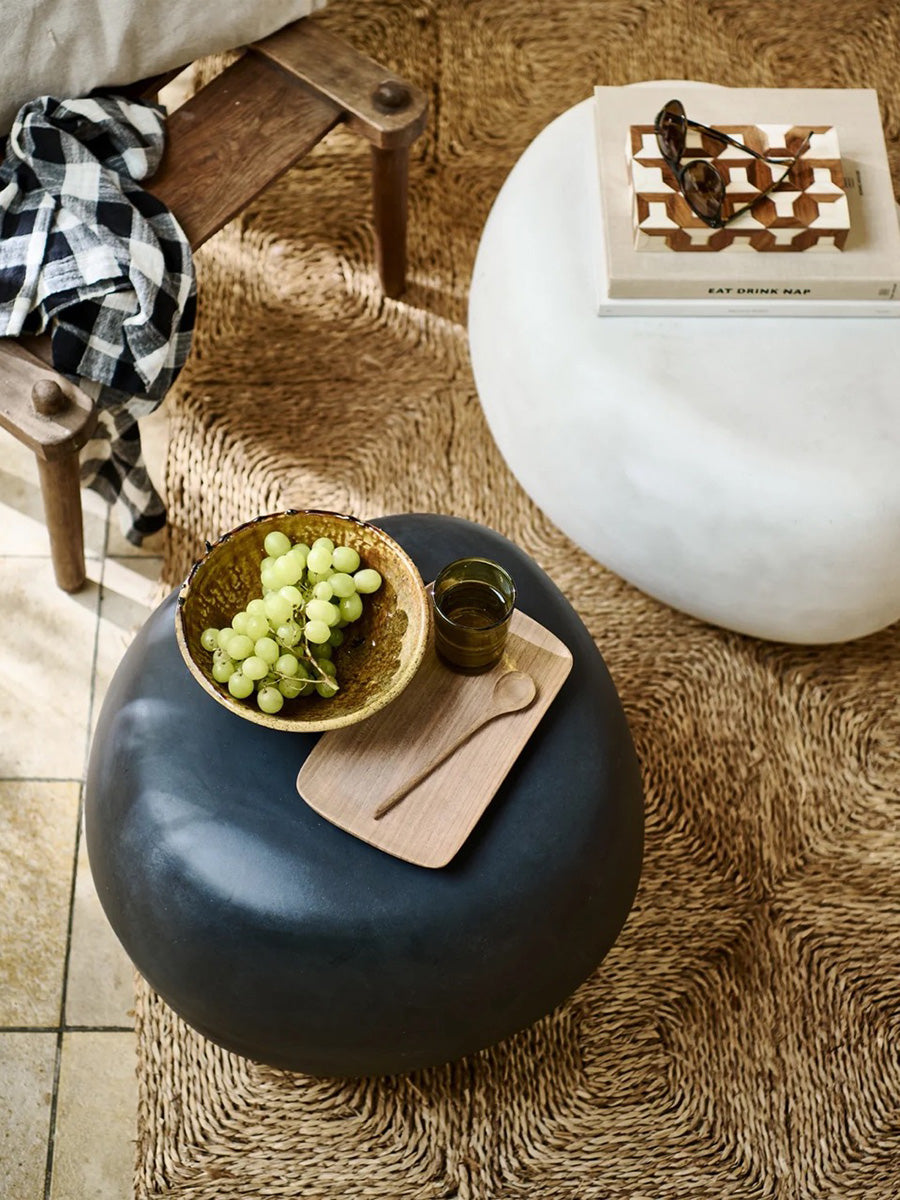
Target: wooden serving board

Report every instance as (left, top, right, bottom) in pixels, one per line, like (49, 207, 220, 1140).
(296, 610, 573, 868)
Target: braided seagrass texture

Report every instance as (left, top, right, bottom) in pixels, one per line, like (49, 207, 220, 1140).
(140, 1, 900, 1196)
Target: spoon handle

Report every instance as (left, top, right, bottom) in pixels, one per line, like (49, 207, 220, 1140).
(373, 710, 503, 820)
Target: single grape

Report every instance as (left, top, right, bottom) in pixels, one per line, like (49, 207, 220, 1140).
(339, 593, 364, 623)
(328, 628, 345, 647)
(212, 655, 235, 683)
(200, 627, 219, 652)
(278, 676, 308, 699)
(279, 585, 302, 607)
(227, 634, 254, 661)
(354, 568, 382, 594)
(329, 572, 356, 599)
(257, 686, 284, 714)
(332, 545, 360, 574)
(242, 655, 269, 681)
(228, 672, 254, 699)
(306, 545, 333, 575)
(316, 678, 339, 698)
(275, 653, 299, 677)
(305, 619, 331, 645)
(260, 565, 279, 592)
(311, 536, 335, 554)
(264, 592, 293, 626)
(306, 598, 337, 625)
(232, 611, 251, 636)
(276, 621, 302, 648)
(318, 659, 337, 678)
(291, 542, 310, 565)
(246, 597, 267, 617)
(272, 557, 298, 588)
(217, 627, 236, 650)
(255, 637, 280, 664)
(313, 581, 334, 602)
(264, 530, 292, 557)
(313, 642, 333, 660)
(281, 550, 307, 585)
(245, 613, 269, 641)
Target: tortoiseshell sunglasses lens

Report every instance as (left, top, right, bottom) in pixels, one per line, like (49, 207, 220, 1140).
(655, 98, 686, 162)
(680, 158, 726, 221)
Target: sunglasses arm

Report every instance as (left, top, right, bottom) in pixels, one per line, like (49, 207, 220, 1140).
(684, 116, 796, 164)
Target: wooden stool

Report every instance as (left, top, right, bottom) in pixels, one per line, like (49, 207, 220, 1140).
(0, 18, 427, 592)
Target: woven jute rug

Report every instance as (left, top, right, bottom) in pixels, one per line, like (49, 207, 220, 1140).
(137, 2, 900, 1196)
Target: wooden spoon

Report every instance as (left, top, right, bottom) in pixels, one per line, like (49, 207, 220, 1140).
(373, 670, 537, 820)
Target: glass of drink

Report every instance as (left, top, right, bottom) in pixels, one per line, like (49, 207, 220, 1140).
(430, 558, 516, 672)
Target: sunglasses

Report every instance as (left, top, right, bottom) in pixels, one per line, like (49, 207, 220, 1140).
(654, 98, 812, 229)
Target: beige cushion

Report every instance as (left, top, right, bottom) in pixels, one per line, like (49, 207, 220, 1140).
(0, 0, 328, 134)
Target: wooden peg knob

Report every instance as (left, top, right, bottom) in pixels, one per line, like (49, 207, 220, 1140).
(31, 379, 69, 416)
(372, 80, 411, 112)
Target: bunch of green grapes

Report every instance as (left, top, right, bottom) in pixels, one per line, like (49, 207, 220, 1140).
(200, 530, 382, 714)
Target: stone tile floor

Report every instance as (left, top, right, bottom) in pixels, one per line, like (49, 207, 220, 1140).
(0, 402, 170, 1199)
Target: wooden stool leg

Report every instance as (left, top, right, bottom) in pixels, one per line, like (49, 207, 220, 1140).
(36, 452, 86, 592)
(371, 143, 410, 299)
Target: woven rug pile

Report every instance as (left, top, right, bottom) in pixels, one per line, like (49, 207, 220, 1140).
(139, 1, 900, 1196)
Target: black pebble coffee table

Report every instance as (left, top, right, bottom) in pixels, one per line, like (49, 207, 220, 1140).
(85, 513, 644, 1077)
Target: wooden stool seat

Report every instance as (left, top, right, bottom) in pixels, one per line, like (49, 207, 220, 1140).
(0, 17, 427, 591)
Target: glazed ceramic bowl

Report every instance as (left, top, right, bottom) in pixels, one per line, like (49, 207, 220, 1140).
(176, 510, 430, 732)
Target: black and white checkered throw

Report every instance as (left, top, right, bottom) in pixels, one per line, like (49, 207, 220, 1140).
(0, 93, 195, 543)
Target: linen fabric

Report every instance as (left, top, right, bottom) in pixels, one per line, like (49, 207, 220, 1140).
(0, 94, 195, 542)
(0, 0, 328, 135)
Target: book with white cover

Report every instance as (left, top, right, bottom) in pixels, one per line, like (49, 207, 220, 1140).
(593, 83, 900, 302)
(591, 175, 900, 316)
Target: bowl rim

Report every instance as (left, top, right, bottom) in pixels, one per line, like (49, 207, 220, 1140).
(174, 509, 431, 732)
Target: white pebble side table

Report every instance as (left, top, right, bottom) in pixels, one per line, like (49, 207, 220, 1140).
(467, 98, 900, 644)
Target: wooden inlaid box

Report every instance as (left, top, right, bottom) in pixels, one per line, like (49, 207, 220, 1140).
(628, 124, 849, 251)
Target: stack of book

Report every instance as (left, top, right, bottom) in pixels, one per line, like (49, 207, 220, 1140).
(592, 83, 900, 316)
